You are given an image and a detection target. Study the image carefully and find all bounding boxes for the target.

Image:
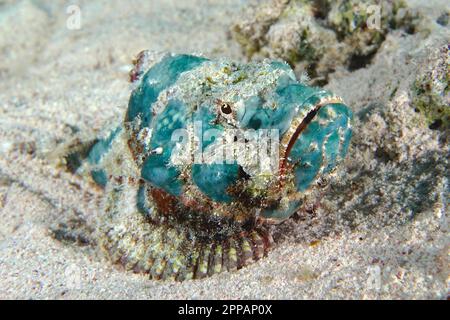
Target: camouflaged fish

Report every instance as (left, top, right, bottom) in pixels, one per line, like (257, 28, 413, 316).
(59, 52, 353, 281)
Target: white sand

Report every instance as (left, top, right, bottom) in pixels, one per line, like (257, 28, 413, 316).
(0, 0, 448, 299)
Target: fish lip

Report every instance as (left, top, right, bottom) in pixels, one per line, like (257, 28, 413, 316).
(258, 96, 345, 222)
(278, 96, 344, 181)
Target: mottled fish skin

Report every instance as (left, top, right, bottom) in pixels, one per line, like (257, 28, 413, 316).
(69, 52, 352, 280)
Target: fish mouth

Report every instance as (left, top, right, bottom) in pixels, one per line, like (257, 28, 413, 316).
(258, 96, 345, 224)
(278, 96, 344, 181)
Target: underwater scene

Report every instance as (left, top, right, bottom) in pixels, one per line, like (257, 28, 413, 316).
(0, 0, 448, 300)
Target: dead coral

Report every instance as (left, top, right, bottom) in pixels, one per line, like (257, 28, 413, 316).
(231, 0, 420, 84)
(411, 45, 449, 130)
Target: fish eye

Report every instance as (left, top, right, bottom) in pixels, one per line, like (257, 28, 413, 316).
(220, 103, 232, 115)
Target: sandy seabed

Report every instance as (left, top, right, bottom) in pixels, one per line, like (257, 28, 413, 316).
(0, 0, 448, 299)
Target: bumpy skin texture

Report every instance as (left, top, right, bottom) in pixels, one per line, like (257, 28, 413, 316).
(71, 52, 352, 280)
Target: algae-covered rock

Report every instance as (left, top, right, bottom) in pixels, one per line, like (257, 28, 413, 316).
(411, 45, 449, 130)
(231, 0, 420, 84)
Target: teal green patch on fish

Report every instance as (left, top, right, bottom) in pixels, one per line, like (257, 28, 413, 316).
(192, 163, 240, 202)
(141, 99, 188, 196)
(87, 127, 122, 186)
(70, 52, 352, 281)
(127, 54, 208, 127)
(288, 103, 353, 192)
